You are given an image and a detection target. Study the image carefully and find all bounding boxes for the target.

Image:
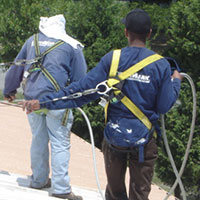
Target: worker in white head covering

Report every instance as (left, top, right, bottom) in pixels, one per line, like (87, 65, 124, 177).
(39, 14, 83, 49)
(4, 14, 87, 200)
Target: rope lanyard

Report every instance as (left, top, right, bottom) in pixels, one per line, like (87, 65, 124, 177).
(0, 59, 39, 67)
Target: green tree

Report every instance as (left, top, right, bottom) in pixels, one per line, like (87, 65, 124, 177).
(65, 0, 128, 71)
(125, 0, 200, 198)
(156, 79, 200, 199)
(0, 0, 200, 197)
(65, 0, 172, 148)
(64, 0, 129, 148)
(0, 0, 70, 63)
(166, 0, 200, 81)
(154, 1, 200, 198)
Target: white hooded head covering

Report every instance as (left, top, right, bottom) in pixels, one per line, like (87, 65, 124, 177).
(39, 14, 83, 49)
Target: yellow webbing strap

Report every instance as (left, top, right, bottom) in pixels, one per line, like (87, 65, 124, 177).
(105, 49, 163, 131)
(104, 49, 121, 123)
(121, 96, 152, 129)
(34, 108, 49, 115)
(34, 34, 40, 56)
(40, 67, 60, 91)
(41, 40, 65, 57)
(61, 109, 69, 126)
(104, 102, 109, 124)
(34, 33, 64, 57)
(107, 51, 163, 87)
(33, 33, 64, 92)
(32, 34, 64, 115)
(109, 49, 121, 77)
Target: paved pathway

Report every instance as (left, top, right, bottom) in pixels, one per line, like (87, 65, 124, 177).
(0, 70, 23, 92)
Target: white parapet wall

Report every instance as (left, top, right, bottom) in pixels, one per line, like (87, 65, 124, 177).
(0, 172, 104, 200)
(0, 70, 5, 91)
(0, 69, 23, 92)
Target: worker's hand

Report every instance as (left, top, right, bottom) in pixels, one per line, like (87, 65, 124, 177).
(4, 95, 16, 102)
(18, 100, 40, 114)
(172, 70, 184, 81)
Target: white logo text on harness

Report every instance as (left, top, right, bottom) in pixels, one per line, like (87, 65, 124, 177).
(127, 73, 150, 83)
(31, 41, 56, 47)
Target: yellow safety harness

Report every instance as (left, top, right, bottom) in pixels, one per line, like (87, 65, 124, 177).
(104, 49, 163, 162)
(105, 49, 163, 128)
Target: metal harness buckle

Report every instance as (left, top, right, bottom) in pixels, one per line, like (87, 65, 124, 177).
(96, 80, 113, 96)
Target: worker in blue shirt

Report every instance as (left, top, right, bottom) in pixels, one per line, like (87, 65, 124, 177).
(21, 9, 183, 200)
(4, 14, 86, 200)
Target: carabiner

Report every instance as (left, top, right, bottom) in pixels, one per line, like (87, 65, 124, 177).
(96, 80, 113, 95)
(69, 92, 83, 99)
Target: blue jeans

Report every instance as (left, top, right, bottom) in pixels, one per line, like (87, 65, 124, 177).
(27, 109, 73, 194)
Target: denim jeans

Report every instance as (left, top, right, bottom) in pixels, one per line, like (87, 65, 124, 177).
(27, 109, 73, 194)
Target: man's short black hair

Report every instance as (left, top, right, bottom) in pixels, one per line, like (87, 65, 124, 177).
(128, 32, 149, 43)
(122, 8, 151, 34)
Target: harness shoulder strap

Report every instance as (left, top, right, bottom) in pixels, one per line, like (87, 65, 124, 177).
(41, 40, 65, 57)
(109, 49, 121, 77)
(107, 51, 163, 87)
(34, 34, 40, 57)
(34, 33, 65, 58)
